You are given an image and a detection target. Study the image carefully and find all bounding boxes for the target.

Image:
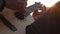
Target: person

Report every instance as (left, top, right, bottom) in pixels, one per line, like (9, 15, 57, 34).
(26, 1, 60, 34)
(0, 0, 34, 34)
(40, 5, 47, 12)
(32, 5, 47, 21)
(32, 9, 40, 20)
(5, 0, 28, 19)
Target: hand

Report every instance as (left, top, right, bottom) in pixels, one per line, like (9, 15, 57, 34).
(5, 0, 27, 14)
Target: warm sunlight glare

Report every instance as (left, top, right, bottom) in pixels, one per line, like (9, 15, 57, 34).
(27, 0, 60, 7)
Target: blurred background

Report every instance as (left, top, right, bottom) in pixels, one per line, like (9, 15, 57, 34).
(27, 0, 60, 7)
(27, 0, 60, 16)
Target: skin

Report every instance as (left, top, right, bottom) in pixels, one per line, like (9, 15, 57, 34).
(5, 0, 27, 14)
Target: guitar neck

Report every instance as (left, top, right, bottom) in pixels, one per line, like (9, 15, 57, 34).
(24, 3, 41, 17)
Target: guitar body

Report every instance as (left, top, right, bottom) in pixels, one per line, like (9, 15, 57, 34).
(0, 7, 34, 34)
